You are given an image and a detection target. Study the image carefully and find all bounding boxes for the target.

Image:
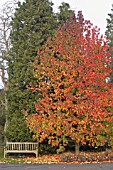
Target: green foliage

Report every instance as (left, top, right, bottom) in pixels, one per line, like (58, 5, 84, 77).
(105, 4, 113, 83)
(39, 141, 57, 155)
(7, 0, 74, 142)
(0, 144, 4, 158)
(8, 0, 57, 141)
(56, 2, 74, 25)
(0, 89, 5, 141)
(6, 115, 33, 142)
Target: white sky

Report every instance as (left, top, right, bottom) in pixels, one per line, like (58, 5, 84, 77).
(0, 0, 112, 35)
(53, 0, 113, 35)
(0, 0, 113, 88)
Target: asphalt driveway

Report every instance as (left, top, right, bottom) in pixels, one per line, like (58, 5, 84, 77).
(0, 163, 113, 170)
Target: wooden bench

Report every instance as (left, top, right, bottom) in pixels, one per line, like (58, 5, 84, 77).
(4, 142, 39, 158)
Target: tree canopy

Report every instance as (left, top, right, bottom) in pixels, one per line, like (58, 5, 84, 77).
(26, 12, 113, 154)
(105, 4, 113, 83)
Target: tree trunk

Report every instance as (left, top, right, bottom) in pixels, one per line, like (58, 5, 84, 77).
(3, 83, 8, 143)
(37, 138, 39, 157)
(75, 142, 80, 156)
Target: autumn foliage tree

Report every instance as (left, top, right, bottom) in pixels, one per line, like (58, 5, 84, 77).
(26, 12, 113, 155)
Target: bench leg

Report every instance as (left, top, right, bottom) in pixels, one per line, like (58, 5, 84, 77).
(36, 147, 39, 157)
(4, 151, 6, 158)
(4, 147, 6, 158)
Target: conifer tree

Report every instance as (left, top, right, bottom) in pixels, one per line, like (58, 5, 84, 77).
(7, 0, 57, 141)
(56, 2, 74, 25)
(7, 0, 74, 141)
(105, 4, 113, 83)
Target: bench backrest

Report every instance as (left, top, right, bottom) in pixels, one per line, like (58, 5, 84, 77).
(5, 142, 38, 151)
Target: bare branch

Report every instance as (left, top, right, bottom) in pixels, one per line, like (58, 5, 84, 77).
(0, 100, 6, 107)
(0, 0, 19, 88)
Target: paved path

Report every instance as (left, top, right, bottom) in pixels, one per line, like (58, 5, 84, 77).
(0, 163, 113, 170)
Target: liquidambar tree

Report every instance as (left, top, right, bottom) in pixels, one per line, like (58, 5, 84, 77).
(26, 12, 113, 155)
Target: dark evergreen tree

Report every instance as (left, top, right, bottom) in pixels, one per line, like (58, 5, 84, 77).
(105, 4, 113, 83)
(56, 2, 74, 25)
(0, 89, 5, 142)
(7, 0, 57, 141)
(7, 0, 74, 142)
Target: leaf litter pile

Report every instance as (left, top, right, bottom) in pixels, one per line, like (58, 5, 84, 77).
(5, 150, 113, 164)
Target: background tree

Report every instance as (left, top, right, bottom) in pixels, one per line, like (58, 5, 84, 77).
(26, 12, 113, 155)
(105, 5, 113, 146)
(7, 0, 56, 142)
(0, 89, 5, 142)
(0, 0, 18, 142)
(7, 0, 74, 142)
(105, 4, 113, 83)
(56, 2, 74, 25)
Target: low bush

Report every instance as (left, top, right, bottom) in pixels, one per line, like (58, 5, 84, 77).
(60, 152, 75, 162)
